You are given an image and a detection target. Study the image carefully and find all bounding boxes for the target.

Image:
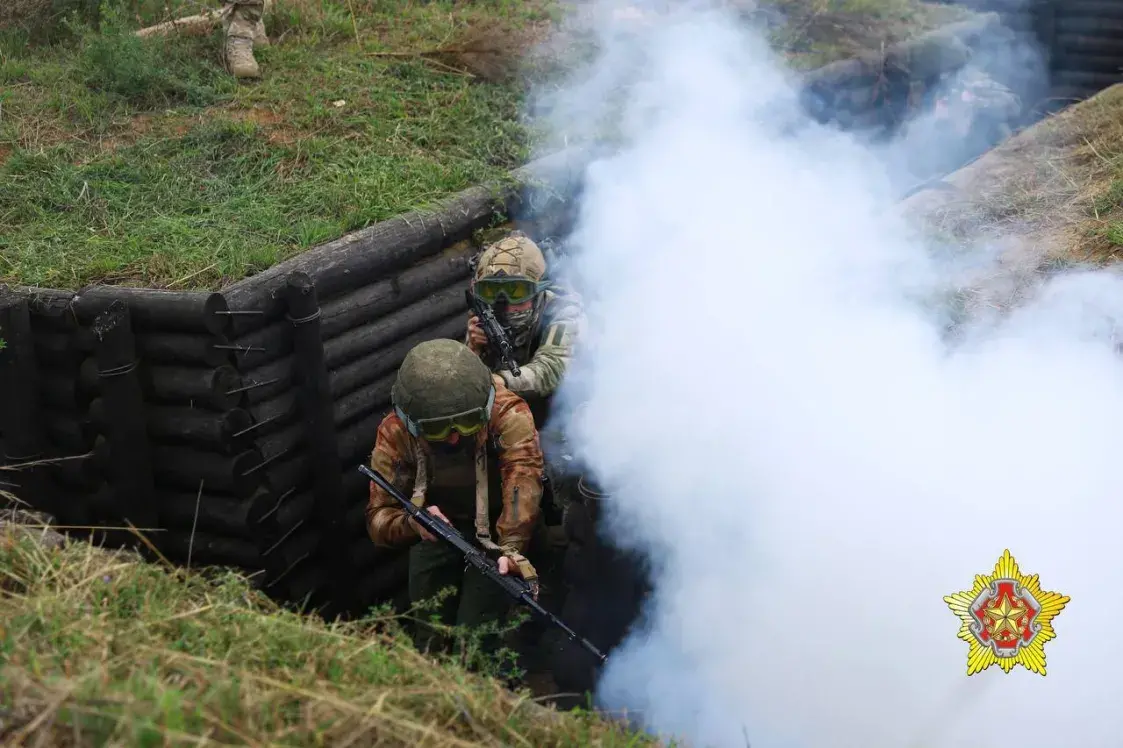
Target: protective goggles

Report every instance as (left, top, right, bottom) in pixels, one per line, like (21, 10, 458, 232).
(472, 276, 546, 305)
(396, 387, 495, 442)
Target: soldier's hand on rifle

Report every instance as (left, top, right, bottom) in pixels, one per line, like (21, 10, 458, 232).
(410, 505, 451, 542)
(466, 315, 487, 355)
(499, 552, 539, 600)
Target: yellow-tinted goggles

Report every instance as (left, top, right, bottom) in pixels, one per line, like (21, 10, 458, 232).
(417, 414, 486, 441)
(473, 277, 542, 305)
(396, 388, 495, 442)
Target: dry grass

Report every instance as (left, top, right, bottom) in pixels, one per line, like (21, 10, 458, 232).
(906, 84, 1123, 267)
(0, 504, 655, 746)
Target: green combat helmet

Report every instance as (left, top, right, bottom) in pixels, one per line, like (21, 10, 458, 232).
(392, 339, 495, 441)
(472, 232, 550, 348)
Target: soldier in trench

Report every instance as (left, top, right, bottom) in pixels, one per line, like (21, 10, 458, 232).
(365, 338, 545, 663)
(464, 231, 587, 674)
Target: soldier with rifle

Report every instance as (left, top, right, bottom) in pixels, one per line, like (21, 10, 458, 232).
(364, 338, 545, 660)
(463, 231, 589, 675)
(464, 231, 584, 430)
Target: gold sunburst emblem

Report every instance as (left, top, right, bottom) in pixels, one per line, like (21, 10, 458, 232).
(944, 549, 1069, 676)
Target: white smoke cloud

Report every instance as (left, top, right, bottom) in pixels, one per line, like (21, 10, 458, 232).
(532, 2, 1123, 747)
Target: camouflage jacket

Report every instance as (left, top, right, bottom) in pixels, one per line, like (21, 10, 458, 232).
(468, 287, 585, 401)
(365, 385, 544, 555)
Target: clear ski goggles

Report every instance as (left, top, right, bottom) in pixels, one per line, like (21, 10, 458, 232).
(396, 387, 495, 442)
(472, 276, 546, 306)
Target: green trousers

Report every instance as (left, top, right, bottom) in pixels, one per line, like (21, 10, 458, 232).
(407, 527, 513, 657)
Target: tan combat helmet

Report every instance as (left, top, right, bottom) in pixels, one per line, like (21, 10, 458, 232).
(472, 231, 550, 348)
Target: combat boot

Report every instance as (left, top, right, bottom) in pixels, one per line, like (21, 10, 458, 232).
(224, 1, 265, 80)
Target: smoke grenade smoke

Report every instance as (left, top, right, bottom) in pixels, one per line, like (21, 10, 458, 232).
(530, 2, 1123, 746)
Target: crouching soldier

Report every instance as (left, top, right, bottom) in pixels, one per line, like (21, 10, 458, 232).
(365, 339, 544, 658)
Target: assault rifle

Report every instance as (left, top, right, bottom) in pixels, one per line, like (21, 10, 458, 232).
(358, 463, 607, 663)
(465, 290, 521, 377)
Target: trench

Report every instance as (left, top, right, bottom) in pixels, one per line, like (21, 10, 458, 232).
(3, 7, 1123, 704)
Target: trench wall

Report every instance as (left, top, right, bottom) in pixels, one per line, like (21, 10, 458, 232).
(933, 0, 1123, 104)
(0, 11, 1079, 620)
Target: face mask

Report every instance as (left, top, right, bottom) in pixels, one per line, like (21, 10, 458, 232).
(496, 303, 538, 347)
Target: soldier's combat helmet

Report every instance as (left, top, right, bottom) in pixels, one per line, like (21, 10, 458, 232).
(391, 339, 495, 441)
(471, 231, 550, 348)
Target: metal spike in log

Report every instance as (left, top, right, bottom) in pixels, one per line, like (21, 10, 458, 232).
(0, 286, 56, 517)
(70, 286, 231, 336)
(144, 364, 243, 411)
(91, 301, 158, 534)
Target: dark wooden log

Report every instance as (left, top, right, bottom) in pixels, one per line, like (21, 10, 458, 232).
(142, 364, 243, 411)
(1050, 69, 1123, 89)
(33, 330, 84, 366)
(39, 372, 92, 411)
(159, 487, 273, 537)
(258, 401, 390, 496)
(219, 148, 581, 337)
(43, 415, 97, 454)
(138, 332, 234, 368)
(0, 287, 55, 516)
(1055, 34, 1123, 57)
(241, 309, 466, 406)
(160, 532, 261, 569)
(354, 549, 410, 609)
(281, 565, 329, 610)
(333, 372, 396, 429)
(328, 313, 466, 402)
(24, 287, 80, 331)
(151, 446, 263, 495)
(70, 286, 231, 336)
(262, 524, 318, 580)
(1058, 17, 1123, 35)
(285, 271, 349, 604)
(324, 283, 467, 370)
(259, 490, 316, 541)
(91, 301, 158, 531)
(229, 244, 475, 370)
(89, 397, 253, 451)
(1050, 52, 1123, 74)
(1061, 2, 1123, 19)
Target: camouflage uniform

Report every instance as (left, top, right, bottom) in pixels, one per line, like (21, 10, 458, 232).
(366, 339, 544, 654)
(466, 232, 584, 426)
(223, 0, 270, 80)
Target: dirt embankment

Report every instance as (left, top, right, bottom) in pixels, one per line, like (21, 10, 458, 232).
(898, 84, 1123, 312)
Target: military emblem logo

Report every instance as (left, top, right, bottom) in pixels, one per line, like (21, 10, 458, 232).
(944, 549, 1069, 676)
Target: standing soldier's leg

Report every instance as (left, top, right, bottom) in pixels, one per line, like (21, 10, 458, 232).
(456, 565, 516, 670)
(408, 540, 465, 655)
(224, 0, 265, 79)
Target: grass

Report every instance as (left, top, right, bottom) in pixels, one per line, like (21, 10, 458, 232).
(908, 83, 1123, 268)
(0, 503, 656, 746)
(0, 0, 971, 291)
